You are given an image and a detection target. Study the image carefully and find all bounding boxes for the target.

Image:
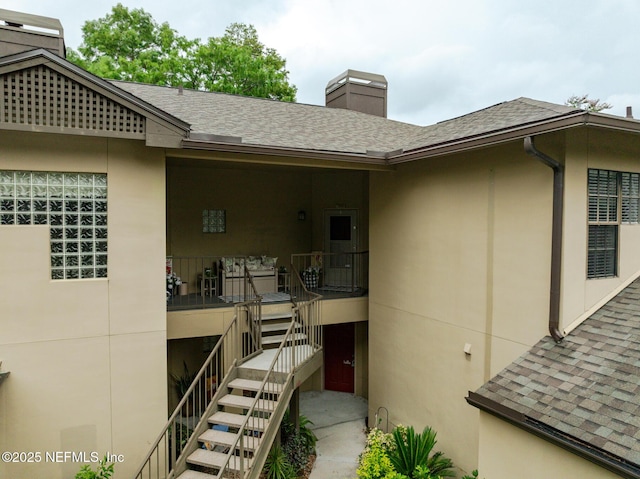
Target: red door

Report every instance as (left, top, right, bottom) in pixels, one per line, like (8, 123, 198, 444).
(324, 323, 355, 393)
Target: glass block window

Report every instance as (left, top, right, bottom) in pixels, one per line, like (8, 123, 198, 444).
(0, 170, 107, 280)
(203, 209, 226, 233)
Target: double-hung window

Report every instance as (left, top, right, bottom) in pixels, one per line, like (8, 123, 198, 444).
(587, 169, 640, 278)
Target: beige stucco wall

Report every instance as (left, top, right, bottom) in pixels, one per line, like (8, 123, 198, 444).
(369, 128, 640, 475)
(166, 162, 369, 263)
(478, 413, 620, 479)
(0, 131, 167, 479)
(369, 141, 555, 473)
(167, 161, 312, 262)
(562, 128, 640, 330)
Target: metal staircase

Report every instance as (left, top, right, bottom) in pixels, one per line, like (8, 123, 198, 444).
(134, 268, 322, 479)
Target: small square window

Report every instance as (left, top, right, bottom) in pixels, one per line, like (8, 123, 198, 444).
(203, 209, 226, 233)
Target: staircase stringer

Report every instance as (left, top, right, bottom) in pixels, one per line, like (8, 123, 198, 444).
(245, 377, 295, 479)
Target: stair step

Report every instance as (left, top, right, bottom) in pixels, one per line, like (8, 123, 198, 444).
(208, 411, 267, 432)
(177, 470, 219, 479)
(218, 394, 277, 413)
(261, 321, 299, 334)
(199, 429, 260, 452)
(262, 332, 307, 346)
(262, 312, 293, 321)
(228, 378, 282, 393)
(187, 448, 252, 472)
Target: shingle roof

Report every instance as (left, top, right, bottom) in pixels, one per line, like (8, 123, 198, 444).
(112, 81, 580, 155)
(402, 98, 577, 152)
(112, 81, 424, 154)
(472, 276, 640, 473)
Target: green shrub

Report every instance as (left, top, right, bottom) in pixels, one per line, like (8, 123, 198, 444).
(356, 427, 396, 479)
(283, 433, 309, 473)
(264, 444, 295, 479)
(387, 426, 455, 479)
(74, 455, 114, 479)
(280, 410, 317, 472)
(461, 470, 480, 479)
(298, 414, 317, 453)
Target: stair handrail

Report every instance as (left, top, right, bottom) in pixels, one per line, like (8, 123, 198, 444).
(244, 269, 263, 352)
(133, 293, 262, 479)
(215, 285, 322, 478)
(216, 320, 297, 478)
(289, 262, 321, 307)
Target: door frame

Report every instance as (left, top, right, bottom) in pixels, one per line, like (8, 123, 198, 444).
(323, 209, 358, 286)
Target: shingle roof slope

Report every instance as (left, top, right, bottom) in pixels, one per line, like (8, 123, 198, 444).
(474, 276, 640, 469)
(111, 82, 579, 155)
(402, 98, 578, 151)
(112, 81, 424, 154)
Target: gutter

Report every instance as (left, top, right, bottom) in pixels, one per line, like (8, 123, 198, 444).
(466, 392, 640, 479)
(524, 136, 564, 342)
(179, 138, 396, 169)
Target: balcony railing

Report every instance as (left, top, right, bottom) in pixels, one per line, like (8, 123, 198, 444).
(166, 252, 368, 311)
(166, 256, 263, 310)
(291, 251, 368, 295)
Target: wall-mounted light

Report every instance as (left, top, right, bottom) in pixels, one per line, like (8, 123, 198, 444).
(298, 210, 306, 221)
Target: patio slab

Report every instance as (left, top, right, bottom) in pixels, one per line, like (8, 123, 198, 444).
(300, 390, 368, 479)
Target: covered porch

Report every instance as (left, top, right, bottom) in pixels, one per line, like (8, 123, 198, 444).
(164, 156, 374, 312)
(164, 156, 372, 400)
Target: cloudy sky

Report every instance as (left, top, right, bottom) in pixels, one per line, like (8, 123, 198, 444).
(5, 0, 640, 125)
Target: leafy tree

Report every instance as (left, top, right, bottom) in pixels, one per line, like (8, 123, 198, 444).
(68, 4, 297, 101)
(565, 94, 612, 112)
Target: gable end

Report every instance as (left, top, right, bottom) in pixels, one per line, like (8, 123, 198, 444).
(1, 64, 146, 138)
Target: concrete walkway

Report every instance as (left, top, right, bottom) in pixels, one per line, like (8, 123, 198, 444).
(300, 390, 368, 479)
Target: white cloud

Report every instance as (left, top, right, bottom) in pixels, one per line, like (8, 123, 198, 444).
(5, 0, 640, 125)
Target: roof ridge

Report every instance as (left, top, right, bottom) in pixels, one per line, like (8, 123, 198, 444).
(515, 96, 581, 114)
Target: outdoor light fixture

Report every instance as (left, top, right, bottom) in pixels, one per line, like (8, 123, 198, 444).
(298, 210, 306, 221)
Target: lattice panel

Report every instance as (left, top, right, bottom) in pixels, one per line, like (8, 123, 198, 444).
(1, 65, 145, 133)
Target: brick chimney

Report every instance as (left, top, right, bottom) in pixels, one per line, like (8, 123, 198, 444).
(0, 8, 65, 58)
(325, 70, 388, 118)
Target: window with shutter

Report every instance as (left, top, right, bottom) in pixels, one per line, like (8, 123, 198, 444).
(587, 169, 618, 278)
(621, 172, 640, 224)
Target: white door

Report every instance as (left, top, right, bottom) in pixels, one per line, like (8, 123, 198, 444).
(323, 209, 357, 287)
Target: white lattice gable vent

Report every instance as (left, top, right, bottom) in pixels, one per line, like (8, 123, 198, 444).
(1, 64, 147, 138)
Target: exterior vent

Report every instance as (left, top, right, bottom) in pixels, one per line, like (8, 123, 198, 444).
(326, 69, 388, 118)
(1, 66, 146, 136)
(0, 8, 65, 58)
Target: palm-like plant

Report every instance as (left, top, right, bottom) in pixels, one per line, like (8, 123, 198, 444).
(298, 414, 318, 453)
(264, 444, 295, 479)
(388, 426, 455, 478)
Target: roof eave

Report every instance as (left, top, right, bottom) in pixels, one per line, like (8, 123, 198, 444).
(388, 111, 640, 163)
(179, 138, 395, 170)
(467, 391, 640, 479)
